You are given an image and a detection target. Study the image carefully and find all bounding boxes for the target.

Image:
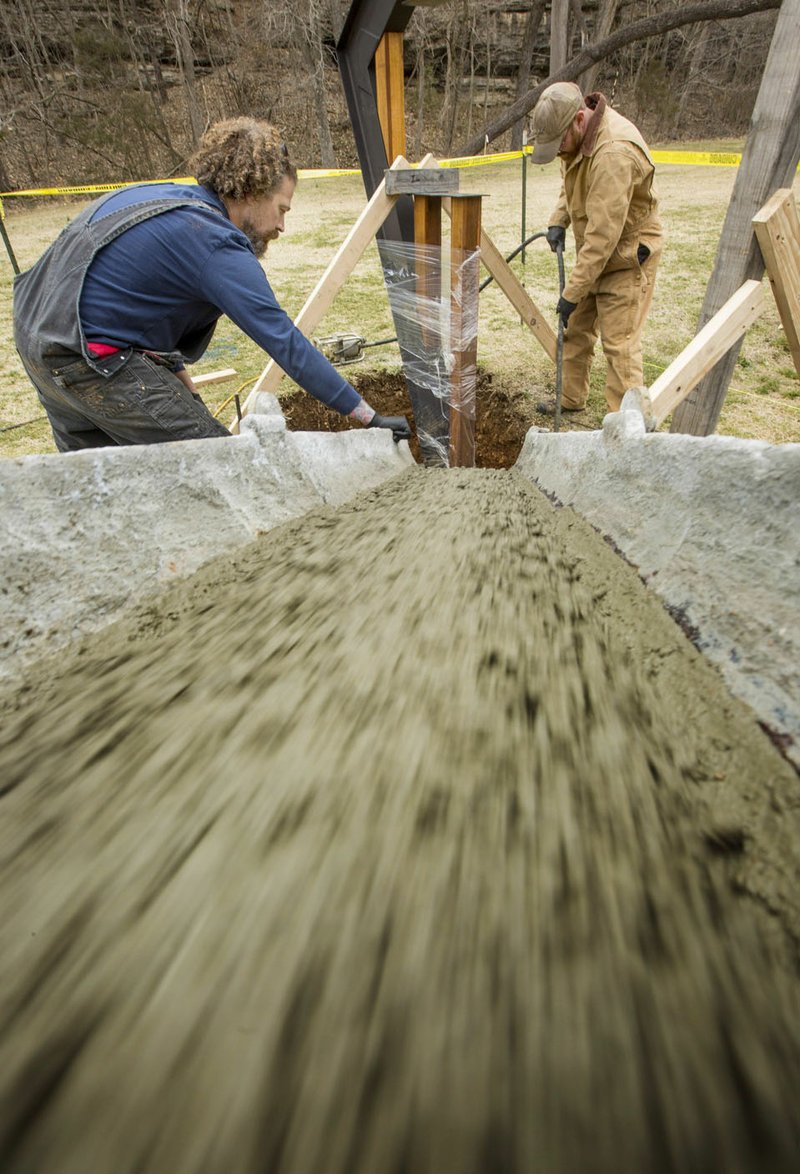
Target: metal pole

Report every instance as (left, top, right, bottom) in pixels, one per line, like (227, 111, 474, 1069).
(521, 128, 528, 267)
(0, 201, 20, 275)
(554, 241, 565, 433)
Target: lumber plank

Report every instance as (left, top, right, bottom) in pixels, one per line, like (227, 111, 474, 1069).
(753, 188, 800, 378)
(648, 280, 764, 425)
(473, 228, 557, 362)
(192, 368, 237, 387)
(386, 169, 459, 196)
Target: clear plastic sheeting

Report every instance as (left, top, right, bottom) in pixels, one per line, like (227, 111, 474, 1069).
(378, 241, 480, 467)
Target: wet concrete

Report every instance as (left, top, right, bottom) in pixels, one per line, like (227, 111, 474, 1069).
(1, 467, 799, 1173)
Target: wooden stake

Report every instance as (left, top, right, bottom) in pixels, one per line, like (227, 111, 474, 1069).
(753, 188, 800, 378)
(449, 196, 482, 468)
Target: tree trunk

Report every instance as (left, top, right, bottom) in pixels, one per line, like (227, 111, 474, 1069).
(169, 0, 204, 147)
(550, 0, 570, 75)
(413, 41, 426, 160)
(670, 0, 800, 435)
(511, 0, 546, 150)
(581, 0, 620, 92)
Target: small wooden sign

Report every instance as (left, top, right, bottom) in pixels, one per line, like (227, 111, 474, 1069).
(384, 168, 460, 197)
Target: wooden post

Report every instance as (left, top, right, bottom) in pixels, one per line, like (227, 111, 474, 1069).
(449, 195, 482, 468)
(414, 194, 442, 348)
(671, 0, 800, 435)
(375, 31, 406, 165)
(753, 188, 800, 378)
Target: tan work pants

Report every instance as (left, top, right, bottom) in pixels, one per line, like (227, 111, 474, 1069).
(562, 249, 660, 412)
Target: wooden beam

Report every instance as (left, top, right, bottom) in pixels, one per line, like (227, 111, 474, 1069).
(753, 188, 800, 378)
(375, 32, 406, 165)
(414, 194, 442, 330)
(193, 368, 237, 387)
(671, 0, 800, 435)
(473, 228, 557, 362)
(385, 168, 459, 196)
(235, 154, 435, 427)
(645, 280, 764, 426)
(449, 196, 482, 467)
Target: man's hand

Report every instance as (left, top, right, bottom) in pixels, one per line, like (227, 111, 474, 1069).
(546, 226, 566, 253)
(556, 296, 577, 328)
(368, 413, 412, 443)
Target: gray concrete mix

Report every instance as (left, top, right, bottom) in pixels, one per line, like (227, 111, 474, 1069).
(515, 409, 800, 767)
(0, 467, 799, 1173)
(0, 393, 414, 688)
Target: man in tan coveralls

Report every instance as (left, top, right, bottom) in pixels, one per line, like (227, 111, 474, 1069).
(530, 82, 663, 415)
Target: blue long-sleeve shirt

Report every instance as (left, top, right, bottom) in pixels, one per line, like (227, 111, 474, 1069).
(79, 183, 359, 414)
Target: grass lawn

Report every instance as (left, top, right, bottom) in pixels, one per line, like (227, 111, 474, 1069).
(1, 139, 798, 459)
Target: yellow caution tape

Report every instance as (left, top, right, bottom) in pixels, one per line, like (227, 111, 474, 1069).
(297, 167, 360, 179)
(0, 177, 199, 198)
(651, 149, 742, 167)
(5, 146, 789, 200)
(0, 197, 4, 221)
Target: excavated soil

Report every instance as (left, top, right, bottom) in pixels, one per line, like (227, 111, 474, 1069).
(1, 468, 799, 1173)
(281, 369, 534, 468)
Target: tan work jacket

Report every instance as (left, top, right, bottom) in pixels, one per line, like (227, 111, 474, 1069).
(550, 96, 662, 304)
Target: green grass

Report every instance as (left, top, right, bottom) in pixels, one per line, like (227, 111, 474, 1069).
(2, 143, 799, 457)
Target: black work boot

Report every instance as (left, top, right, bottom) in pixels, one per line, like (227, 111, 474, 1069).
(535, 400, 584, 417)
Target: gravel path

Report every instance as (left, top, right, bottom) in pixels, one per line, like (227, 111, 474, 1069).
(1, 467, 798, 1173)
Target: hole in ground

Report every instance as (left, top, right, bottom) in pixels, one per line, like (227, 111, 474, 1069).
(281, 369, 537, 469)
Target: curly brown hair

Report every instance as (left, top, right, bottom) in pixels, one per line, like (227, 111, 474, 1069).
(190, 118, 297, 200)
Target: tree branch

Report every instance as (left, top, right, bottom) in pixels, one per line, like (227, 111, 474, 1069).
(457, 0, 781, 157)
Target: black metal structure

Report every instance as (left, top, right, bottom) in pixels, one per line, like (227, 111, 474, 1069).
(337, 0, 415, 241)
(337, 0, 450, 462)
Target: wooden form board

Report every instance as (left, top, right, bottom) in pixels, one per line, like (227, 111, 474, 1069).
(753, 188, 800, 378)
(375, 32, 406, 165)
(643, 279, 764, 426)
(193, 368, 237, 387)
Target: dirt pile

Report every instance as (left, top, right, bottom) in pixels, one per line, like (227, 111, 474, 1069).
(0, 468, 798, 1172)
(281, 369, 536, 468)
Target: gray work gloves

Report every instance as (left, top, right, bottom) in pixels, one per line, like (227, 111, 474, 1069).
(556, 296, 577, 328)
(368, 413, 412, 443)
(546, 225, 566, 253)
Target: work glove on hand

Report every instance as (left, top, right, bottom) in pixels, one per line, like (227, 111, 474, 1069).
(546, 225, 566, 253)
(556, 296, 577, 329)
(367, 413, 412, 443)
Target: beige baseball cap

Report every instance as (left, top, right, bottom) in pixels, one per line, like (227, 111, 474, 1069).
(530, 82, 584, 164)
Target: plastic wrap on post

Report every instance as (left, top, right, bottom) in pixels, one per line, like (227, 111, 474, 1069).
(379, 242, 480, 467)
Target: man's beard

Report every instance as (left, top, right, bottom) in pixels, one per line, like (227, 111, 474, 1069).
(241, 221, 273, 259)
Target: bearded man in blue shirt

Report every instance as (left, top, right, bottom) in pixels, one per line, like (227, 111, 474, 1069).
(13, 118, 410, 451)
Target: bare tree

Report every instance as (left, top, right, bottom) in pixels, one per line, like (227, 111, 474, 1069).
(458, 0, 781, 157)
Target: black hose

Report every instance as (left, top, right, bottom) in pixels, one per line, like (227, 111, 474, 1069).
(479, 231, 549, 292)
